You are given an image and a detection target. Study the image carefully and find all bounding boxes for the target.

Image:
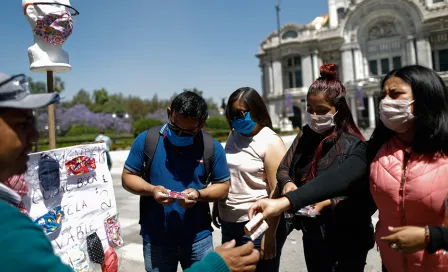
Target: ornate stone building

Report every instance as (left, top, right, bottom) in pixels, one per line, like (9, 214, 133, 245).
(257, 0, 448, 130)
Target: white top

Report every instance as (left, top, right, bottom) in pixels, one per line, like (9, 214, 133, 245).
(219, 127, 278, 222)
(95, 134, 112, 151)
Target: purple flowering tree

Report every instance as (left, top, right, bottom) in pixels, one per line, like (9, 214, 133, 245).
(36, 104, 132, 135)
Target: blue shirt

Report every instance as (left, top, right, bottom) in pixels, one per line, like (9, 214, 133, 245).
(125, 125, 230, 246)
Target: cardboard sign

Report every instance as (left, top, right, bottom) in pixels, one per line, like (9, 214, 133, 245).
(23, 143, 121, 270)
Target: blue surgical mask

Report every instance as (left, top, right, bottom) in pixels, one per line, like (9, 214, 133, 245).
(231, 112, 257, 135)
(166, 127, 194, 146)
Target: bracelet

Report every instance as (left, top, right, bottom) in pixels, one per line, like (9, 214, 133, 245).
(425, 226, 431, 246)
(195, 189, 201, 202)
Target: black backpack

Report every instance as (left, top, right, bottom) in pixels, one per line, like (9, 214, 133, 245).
(139, 125, 215, 223)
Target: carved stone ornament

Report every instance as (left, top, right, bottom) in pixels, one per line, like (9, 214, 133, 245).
(367, 21, 398, 40)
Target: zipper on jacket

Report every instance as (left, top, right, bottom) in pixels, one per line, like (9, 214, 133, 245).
(399, 151, 411, 271)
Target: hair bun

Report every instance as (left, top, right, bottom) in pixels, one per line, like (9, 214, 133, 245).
(320, 63, 338, 80)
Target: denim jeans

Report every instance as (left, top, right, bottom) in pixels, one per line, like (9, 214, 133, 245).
(221, 220, 285, 272)
(143, 234, 213, 272)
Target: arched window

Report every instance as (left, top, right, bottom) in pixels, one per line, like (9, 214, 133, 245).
(282, 31, 298, 40)
(337, 8, 345, 23)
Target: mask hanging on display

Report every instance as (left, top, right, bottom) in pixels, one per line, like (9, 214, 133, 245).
(33, 10, 73, 46)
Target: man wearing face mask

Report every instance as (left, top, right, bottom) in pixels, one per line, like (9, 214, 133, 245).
(122, 91, 231, 271)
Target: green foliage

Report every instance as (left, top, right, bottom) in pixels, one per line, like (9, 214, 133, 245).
(125, 96, 149, 121)
(93, 88, 109, 105)
(65, 125, 98, 136)
(27, 76, 64, 94)
(133, 118, 163, 137)
(27, 77, 47, 94)
(206, 117, 229, 130)
(71, 89, 92, 106)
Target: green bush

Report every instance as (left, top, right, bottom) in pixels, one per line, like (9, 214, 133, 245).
(65, 125, 99, 136)
(206, 117, 229, 130)
(133, 118, 163, 137)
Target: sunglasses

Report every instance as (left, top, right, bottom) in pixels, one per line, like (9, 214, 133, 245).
(231, 110, 250, 121)
(167, 122, 197, 137)
(0, 74, 31, 102)
(23, 2, 80, 16)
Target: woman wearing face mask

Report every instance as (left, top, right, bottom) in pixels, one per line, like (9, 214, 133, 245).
(273, 63, 373, 272)
(249, 65, 448, 271)
(213, 87, 287, 271)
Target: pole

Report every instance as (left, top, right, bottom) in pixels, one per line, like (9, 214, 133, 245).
(276, 2, 282, 53)
(47, 71, 56, 150)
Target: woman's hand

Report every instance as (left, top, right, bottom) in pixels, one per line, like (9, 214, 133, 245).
(282, 182, 298, 195)
(260, 233, 276, 260)
(380, 226, 427, 254)
(312, 200, 332, 213)
(248, 197, 291, 220)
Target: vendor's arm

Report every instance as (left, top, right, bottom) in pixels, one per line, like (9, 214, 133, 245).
(0, 202, 73, 272)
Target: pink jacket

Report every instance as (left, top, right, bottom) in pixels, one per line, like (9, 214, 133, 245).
(370, 136, 448, 272)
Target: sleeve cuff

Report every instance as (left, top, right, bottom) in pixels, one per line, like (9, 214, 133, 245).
(124, 164, 141, 174)
(284, 192, 300, 212)
(186, 251, 229, 272)
(428, 226, 443, 254)
(211, 176, 230, 184)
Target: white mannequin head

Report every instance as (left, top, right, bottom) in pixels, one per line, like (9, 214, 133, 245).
(22, 0, 79, 73)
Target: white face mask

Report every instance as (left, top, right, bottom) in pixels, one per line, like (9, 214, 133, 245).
(379, 99, 415, 133)
(305, 111, 337, 134)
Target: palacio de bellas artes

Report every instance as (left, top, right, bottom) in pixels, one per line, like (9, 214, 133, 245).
(258, 0, 448, 135)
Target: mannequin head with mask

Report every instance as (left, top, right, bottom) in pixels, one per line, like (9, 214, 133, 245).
(372, 65, 448, 155)
(166, 91, 208, 147)
(306, 63, 364, 139)
(22, 0, 79, 73)
(225, 87, 273, 137)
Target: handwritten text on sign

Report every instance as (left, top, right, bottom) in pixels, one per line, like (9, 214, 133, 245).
(24, 143, 118, 256)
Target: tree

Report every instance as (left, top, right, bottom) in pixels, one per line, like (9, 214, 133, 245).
(221, 98, 227, 110)
(125, 96, 149, 121)
(71, 89, 92, 106)
(93, 88, 109, 105)
(27, 76, 65, 93)
(53, 77, 65, 93)
(27, 77, 46, 94)
(102, 99, 125, 114)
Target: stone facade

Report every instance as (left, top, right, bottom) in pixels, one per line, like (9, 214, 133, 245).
(257, 0, 448, 129)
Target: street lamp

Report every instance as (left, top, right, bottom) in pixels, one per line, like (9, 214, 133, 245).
(112, 113, 117, 144)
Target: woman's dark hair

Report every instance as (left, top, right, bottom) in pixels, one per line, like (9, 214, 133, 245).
(225, 87, 273, 130)
(171, 91, 208, 124)
(370, 65, 448, 156)
(303, 63, 365, 182)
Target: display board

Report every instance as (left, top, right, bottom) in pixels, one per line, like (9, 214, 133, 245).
(23, 143, 122, 271)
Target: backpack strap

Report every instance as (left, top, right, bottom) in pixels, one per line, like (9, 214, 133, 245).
(139, 124, 164, 225)
(142, 125, 164, 181)
(201, 131, 215, 186)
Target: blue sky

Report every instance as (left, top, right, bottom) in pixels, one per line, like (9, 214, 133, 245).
(1, 0, 327, 103)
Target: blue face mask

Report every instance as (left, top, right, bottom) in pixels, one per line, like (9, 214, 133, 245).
(231, 112, 257, 135)
(166, 127, 194, 146)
